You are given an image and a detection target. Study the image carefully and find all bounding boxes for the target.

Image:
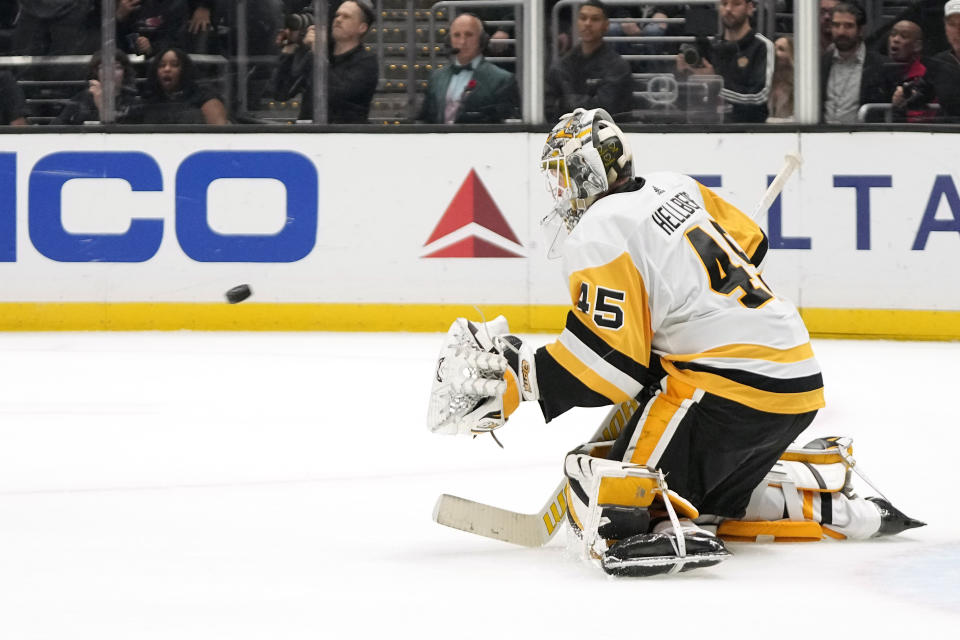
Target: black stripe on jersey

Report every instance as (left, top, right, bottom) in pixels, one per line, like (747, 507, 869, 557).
(751, 231, 768, 266)
(564, 312, 654, 387)
(535, 346, 611, 422)
(672, 360, 824, 394)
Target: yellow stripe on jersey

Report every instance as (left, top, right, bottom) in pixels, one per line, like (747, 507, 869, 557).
(628, 376, 697, 466)
(567, 252, 653, 367)
(660, 359, 825, 414)
(544, 340, 634, 403)
(697, 182, 765, 260)
(665, 342, 816, 364)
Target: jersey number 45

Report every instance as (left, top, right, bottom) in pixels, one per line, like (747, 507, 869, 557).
(686, 221, 773, 309)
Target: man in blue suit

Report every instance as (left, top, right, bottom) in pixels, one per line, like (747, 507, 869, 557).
(418, 13, 520, 124)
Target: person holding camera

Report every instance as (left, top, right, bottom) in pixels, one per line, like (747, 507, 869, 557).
(272, 9, 315, 109)
(676, 0, 773, 123)
(544, 0, 632, 122)
(883, 20, 936, 122)
(272, 0, 378, 123)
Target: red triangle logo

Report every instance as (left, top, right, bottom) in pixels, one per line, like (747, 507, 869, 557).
(425, 169, 521, 246)
(423, 236, 524, 258)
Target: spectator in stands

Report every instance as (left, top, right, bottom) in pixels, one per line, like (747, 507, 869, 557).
(187, 1, 215, 45)
(53, 49, 141, 124)
(135, 46, 228, 124)
(0, 70, 28, 125)
(419, 12, 520, 124)
(821, 0, 839, 52)
(270, 7, 312, 115)
(544, 1, 631, 121)
(12, 1, 99, 56)
(882, 20, 937, 122)
(607, 6, 676, 65)
(272, 0, 378, 123)
(821, 2, 888, 124)
(768, 35, 794, 122)
(676, 0, 773, 123)
(116, 0, 195, 57)
(926, 0, 960, 122)
(605, 5, 643, 55)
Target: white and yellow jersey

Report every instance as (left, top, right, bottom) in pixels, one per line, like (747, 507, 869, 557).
(538, 172, 824, 419)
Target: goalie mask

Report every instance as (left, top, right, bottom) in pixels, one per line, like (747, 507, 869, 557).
(540, 108, 633, 255)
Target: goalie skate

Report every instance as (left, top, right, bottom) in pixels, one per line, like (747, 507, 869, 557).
(602, 522, 731, 577)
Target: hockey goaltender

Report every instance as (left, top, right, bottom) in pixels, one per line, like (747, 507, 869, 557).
(427, 108, 924, 577)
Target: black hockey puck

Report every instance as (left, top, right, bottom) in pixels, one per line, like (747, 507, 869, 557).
(225, 284, 252, 304)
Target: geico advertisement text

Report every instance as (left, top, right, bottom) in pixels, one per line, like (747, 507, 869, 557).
(0, 150, 317, 263)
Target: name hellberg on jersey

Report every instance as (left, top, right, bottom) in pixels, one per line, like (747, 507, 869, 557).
(649, 190, 701, 236)
(543, 171, 824, 419)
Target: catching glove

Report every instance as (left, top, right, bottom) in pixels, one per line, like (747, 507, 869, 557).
(427, 316, 539, 435)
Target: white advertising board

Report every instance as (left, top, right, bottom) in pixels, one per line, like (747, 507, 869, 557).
(0, 131, 957, 336)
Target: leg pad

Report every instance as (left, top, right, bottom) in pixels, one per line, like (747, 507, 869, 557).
(717, 519, 823, 542)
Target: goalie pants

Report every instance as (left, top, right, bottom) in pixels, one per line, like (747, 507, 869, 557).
(607, 375, 817, 518)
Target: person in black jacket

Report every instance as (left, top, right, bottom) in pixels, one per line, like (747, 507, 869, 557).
(272, 0, 378, 123)
(134, 46, 228, 124)
(820, 2, 889, 123)
(925, 0, 960, 122)
(676, 0, 774, 123)
(54, 49, 141, 124)
(544, 0, 632, 121)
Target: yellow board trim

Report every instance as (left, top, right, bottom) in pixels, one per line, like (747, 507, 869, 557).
(800, 308, 960, 341)
(0, 303, 958, 339)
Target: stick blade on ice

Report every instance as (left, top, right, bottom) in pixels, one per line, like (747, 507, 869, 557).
(433, 490, 562, 548)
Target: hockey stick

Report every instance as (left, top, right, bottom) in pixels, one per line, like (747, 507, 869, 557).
(433, 154, 804, 547)
(750, 152, 803, 222)
(433, 401, 636, 547)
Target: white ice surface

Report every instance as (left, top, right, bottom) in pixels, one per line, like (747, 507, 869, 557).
(0, 332, 957, 639)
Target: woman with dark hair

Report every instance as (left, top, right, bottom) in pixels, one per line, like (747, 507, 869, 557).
(54, 50, 141, 124)
(138, 46, 229, 124)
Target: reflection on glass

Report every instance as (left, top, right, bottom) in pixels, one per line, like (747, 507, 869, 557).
(1, 2, 960, 127)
